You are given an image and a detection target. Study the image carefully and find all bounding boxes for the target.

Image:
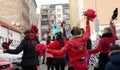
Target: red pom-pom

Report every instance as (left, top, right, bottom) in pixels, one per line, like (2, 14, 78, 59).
(84, 9, 96, 21)
(7, 39, 13, 45)
(48, 25, 52, 30)
(2, 42, 9, 49)
(31, 24, 38, 34)
(2, 39, 13, 49)
(36, 44, 46, 56)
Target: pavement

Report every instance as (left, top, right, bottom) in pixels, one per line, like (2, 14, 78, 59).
(39, 63, 68, 70)
(39, 57, 94, 70)
(39, 63, 94, 70)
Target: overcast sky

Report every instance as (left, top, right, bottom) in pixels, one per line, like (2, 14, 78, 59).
(36, 0, 69, 13)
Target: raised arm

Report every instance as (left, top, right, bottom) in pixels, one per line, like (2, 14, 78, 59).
(110, 8, 118, 37)
(83, 9, 96, 40)
(110, 20, 116, 37)
(83, 18, 90, 41)
(88, 39, 104, 54)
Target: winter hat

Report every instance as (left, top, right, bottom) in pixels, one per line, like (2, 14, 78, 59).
(109, 44, 120, 56)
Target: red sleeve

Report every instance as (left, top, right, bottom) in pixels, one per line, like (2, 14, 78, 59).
(64, 37, 67, 43)
(47, 41, 59, 49)
(83, 20, 90, 41)
(110, 21, 116, 37)
(47, 43, 69, 55)
(88, 39, 104, 54)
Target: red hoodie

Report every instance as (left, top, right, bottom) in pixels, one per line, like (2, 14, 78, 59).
(48, 21, 90, 64)
(89, 21, 116, 54)
(47, 37, 67, 58)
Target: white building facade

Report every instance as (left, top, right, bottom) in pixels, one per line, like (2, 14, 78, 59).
(29, 0, 37, 24)
(0, 21, 21, 46)
(55, 5, 63, 23)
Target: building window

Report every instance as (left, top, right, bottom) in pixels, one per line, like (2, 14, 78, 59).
(43, 20, 49, 25)
(11, 33, 12, 37)
(64, 9, 70, 13)
(57, 9, 61, 12)
(43, 10, 48, 13)
(51, 10, 55, 14)
(50, 15, 55, 20)
(5, 38, 7, 42)
(2, 37, 4, 42)
(42, 15, 48, 19)
(57, 14, 61, 18)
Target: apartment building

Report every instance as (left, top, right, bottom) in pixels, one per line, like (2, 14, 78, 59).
(40, 3, 70, 39)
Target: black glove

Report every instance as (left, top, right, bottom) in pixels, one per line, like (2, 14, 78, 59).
(111, 8, 118, 20)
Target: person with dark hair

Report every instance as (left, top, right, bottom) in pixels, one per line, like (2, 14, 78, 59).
(47, 9, 94, 70)
(46, 35, 54, 70)
(3, 25, 40, 70)
(88, 8, 117, 70)
(105, 44, 120, 70)
(47, 31, 67, 70)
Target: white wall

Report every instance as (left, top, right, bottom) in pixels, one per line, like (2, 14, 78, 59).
(29, 0, 37, 24)
(55, 5, 63, 23)
(0, 26, 21, 45)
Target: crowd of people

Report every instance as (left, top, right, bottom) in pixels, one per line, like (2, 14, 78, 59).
(1, 8, 119, 70)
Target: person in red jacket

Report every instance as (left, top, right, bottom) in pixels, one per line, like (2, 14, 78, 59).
(88, 8, 118, 70)
(47, 19, 92, 70)
(47, 31, 67, 70)
(46, 35, 54, 70)
(47, 9, 96, 70)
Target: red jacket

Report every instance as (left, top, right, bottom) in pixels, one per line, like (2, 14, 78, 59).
(89, 21, 116, 54)
(48, 21, 90, 64)
(47, 37, 67, 58)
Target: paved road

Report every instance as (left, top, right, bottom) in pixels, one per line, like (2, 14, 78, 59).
(39, 57, 94, 70)
(39, 63, 68, 70)
(39, 63, 94, 70)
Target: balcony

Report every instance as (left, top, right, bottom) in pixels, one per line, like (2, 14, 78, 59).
(41, 5, 50, 9)
(41, 25, 49, 30)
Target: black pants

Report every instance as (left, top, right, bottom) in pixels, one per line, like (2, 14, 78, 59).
(97, 53, 109, 70)
(68, 67, 74, 70)
(65, 53, 69, 65)
(22, 65, 38, 70)
(54, 58, 66, 70)
(46, 58, 54, 70)
(42, 51, 46, 64)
